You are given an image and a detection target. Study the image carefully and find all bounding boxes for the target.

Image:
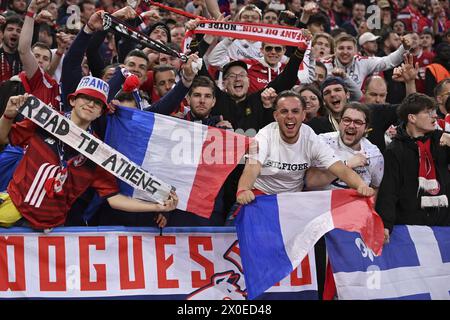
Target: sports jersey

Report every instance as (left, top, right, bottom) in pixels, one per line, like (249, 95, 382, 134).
(243, 57, 285, 94)
(397, 5, 430, 33)
(7, 119, 119, 229)
(317, 132, 384, 190)
(414, 50, 435, 94)
(251, 122, 338, 194)
(19, 68, 61, 110)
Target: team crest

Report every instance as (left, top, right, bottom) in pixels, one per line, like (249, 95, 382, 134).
(72, 154, 87, 167)
(45, 137, 55, 145)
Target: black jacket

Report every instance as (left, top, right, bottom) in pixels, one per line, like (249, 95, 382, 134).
(375, 126, 450, 232)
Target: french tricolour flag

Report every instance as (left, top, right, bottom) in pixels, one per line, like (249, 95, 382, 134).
(235, 189, 384, 300)
(106, 107, 250, 218)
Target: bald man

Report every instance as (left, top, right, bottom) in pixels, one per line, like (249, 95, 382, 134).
(364, 76, 387, 104)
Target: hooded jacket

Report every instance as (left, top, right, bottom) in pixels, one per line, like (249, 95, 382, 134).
(375, 125, 450, 232)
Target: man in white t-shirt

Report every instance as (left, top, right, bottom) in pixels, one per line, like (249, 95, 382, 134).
(236, 90, 375, 205)
(307, 102, 384, 195)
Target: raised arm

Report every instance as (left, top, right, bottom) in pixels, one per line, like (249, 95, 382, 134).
(364, 34, 415, 74)
(0, 95, 29, 145)
(18, 0, 49, 79)
(267, 31, 312, 93)
(204, 0, 221, 19)
(146, 54, 200, 114)
(327, 161, 374, 197)
(392, 53, 418, 96)
(236, 159, 262, 205)
(331, 68, 363, 101)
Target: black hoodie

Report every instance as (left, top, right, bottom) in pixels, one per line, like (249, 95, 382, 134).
(376, 125, 450, 232)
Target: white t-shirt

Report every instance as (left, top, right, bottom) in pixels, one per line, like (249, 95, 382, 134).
(317, 132, 384, 189)
(251, 122, 338, 194)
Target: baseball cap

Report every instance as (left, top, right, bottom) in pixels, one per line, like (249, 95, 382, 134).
(320, 76, 348, 94)
(358, 32, 380, 46)
(222, 60, 248, 78)
(377, 0, 390, 9)
(68, 76, 109, 108)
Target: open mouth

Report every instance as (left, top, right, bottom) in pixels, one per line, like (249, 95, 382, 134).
(285, 122, 295, 130)
(331, 100, 341, 107)
(233, 83, 244, 91)
(344, 130, 356, 136)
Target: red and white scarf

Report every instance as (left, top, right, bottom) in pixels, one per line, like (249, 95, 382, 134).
(416, 138, 448, 208)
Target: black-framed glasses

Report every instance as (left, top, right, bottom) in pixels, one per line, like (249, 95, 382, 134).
(264, 46, 284, 53)
(341, 117, 366, 127)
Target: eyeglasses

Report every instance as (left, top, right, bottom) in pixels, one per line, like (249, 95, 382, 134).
(264, 46, 284, 53)
(418, 109, 437, 117)
(78, 94, 104, 109)
(341, 117, 366, 127)
(225, 73, 247, 81)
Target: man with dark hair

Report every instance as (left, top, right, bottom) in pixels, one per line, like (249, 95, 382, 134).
(420, 28, 435, 53)
(166, 75, 232, 227)
(377, 31, 402, 57)
(341, 1, 366, 37)
(153, 64, 177, 98)
(184, 75, 232, 129)
(78, 0, 96, 25)
(306, 102, 384, 196)
(307, 75, 361, 134)
(7, 0, 26, 15)
(376, 93, 450, 244)
(18, 0, 60, 110)
(158, 42, 182, 71)
(0, 14, 23, 84)
(305, 12, 328, 35)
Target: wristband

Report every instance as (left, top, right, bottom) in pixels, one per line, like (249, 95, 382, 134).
(181, 71, 194, 83)
(2, 114, 14, 120)
(26, 11, 36, 19)
(55, 51, 64, 57)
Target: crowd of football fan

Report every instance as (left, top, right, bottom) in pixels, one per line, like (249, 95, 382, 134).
(0, 0, 449, 298)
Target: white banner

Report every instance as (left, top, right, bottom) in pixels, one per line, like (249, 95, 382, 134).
(190, 20, 309, 47)
(0, 227, 317, 299)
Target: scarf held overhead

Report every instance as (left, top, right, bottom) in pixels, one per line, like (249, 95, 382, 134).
(187, 20, 310, 48)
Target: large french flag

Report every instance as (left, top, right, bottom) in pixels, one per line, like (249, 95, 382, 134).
(106, 107, 250, 217)
(235, 189, 384, 300)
